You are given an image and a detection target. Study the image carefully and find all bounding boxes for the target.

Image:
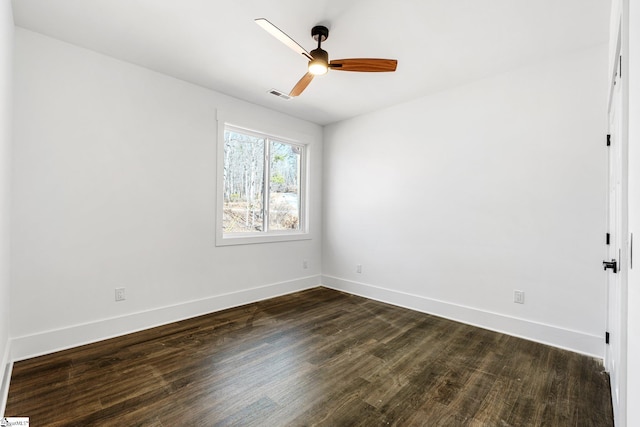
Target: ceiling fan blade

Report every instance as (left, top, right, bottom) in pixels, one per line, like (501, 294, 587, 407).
(329, 58, 398, 72)
(255, 18, 313, 61)
(289, 73, 315, 97)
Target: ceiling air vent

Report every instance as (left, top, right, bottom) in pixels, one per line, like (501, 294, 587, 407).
(268, 89, 292, 100)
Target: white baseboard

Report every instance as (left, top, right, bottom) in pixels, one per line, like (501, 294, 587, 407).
(321, 275, 603, 359)
(9, 274, 603, 364)
(11, 275, 321, 362)
(0, 341, 12, 417)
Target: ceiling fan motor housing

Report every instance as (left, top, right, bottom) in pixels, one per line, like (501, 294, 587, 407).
(310, 48, 328, 64)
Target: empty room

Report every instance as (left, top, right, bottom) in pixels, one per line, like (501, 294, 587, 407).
(1, 0, 639, 426)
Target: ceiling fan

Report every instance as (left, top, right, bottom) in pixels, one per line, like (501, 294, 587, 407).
(255, 18, 398, 97)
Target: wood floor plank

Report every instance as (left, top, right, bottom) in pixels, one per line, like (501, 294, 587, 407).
(5, 287, 613, 426)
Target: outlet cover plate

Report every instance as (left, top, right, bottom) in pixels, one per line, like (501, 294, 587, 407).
(514, 290, 525, 304)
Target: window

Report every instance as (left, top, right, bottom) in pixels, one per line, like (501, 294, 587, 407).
(218, 124, 308, 245)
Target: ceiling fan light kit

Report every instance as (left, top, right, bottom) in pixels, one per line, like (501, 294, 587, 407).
(255, 18, 397, 97)
(308, 52, 329, 75)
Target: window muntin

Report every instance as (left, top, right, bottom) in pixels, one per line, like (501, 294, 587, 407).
(221, 125, 306, 241)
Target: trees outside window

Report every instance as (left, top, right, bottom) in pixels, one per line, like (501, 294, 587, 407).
(222, 126, 305, 238)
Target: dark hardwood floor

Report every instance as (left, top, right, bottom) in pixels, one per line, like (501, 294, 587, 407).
(5, 287, 612, 426)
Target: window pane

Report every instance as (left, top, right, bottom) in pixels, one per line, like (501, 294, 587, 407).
(223, 130, 265, 233)
(269, 141, 301, 231)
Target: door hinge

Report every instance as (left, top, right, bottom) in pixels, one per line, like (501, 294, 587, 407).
(606, 233, 610, 245)
(607, 134, 611, 146)
(606, 332, 610, 344)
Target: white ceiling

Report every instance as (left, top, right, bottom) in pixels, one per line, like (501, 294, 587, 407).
(11, 0, 611, 125)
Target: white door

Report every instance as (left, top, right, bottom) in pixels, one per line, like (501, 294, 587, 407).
(606, 61, 623, 419)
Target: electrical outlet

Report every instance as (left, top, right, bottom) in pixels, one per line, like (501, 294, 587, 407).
(514, 290, 525, 304)
(303, 259, 308, 269)
(115, 287, 126, 302)
(356, 264, 362, 274)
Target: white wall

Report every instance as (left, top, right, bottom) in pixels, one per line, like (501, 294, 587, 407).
(0, 0, 13, 415)
(10, 29, 323, 360)
(323, 45, 608, 357)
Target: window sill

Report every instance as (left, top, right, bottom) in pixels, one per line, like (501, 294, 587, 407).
(215, 231, 311, 246)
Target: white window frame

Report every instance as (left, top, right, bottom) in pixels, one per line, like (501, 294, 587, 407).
(216, 120, 310, 246)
